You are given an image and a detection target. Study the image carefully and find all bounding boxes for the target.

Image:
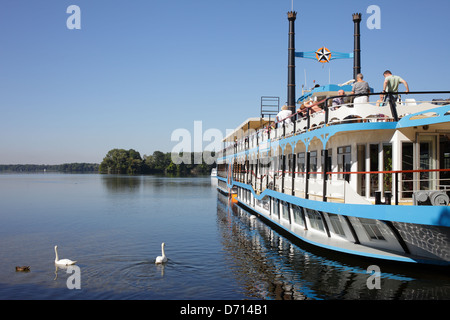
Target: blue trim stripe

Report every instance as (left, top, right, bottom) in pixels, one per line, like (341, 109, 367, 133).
(295, 51, 353, 60)
(237, 198, 449, 266)
(218, 176, 450, 227)
(397, 105, 450, 128)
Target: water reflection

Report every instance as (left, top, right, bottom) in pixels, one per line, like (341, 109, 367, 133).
(216, 192, 450, 300)
(100, 175, 216, 195)
(53, 264, 70, 281)
(100, 175, 142, 193)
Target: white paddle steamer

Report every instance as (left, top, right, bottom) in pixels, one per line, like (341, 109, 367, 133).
(216, 11, 450, 266)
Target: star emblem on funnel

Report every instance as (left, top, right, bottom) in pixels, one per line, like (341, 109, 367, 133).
(315, 47, 331, 63)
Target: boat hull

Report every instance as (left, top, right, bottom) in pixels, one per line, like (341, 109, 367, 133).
(217, 177, 450, 266)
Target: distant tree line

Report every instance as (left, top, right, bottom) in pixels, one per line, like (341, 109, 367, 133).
(99, 149, 217, 176)
(0, 163, 99, 173)
(1, 149, 217, 176)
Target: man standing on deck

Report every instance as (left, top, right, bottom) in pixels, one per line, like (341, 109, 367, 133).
(382, 70, 409, 101)
(351, 73, 370, 104)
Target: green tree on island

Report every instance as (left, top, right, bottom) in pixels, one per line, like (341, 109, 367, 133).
(99, 148, 144, 174)
(99, 149, 216, 176)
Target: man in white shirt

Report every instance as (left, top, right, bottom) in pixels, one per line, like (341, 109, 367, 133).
(276, 105, 292, 127)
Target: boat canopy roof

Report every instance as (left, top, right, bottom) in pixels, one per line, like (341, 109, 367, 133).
(223, 117, 272, 142)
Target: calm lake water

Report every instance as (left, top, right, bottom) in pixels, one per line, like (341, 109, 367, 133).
(0, 173, 449, 300)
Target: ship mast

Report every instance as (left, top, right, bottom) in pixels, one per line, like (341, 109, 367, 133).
(287, 11, 297, 113)
(352, 13, 362, 80)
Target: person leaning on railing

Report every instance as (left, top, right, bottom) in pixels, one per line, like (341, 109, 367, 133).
(276, 105, 292, 127)
(296, 98, 322, 116)
(382, 70, 409, 103)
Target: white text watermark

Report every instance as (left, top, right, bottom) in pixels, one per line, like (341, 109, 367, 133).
(66, 265, 81, 290)
(366, 265, 381, 289)
(66, 5, 81, 30)
(65, 5, 381, 31)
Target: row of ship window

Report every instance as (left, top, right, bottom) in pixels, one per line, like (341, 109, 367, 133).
(238, 188, 386, 242)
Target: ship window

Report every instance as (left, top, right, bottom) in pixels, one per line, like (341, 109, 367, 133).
(281, 201, 290, 221)
(292, 205, 304, 227)
(262, 197, 270, 211)
(306, 209, 325, 232)
(401, 142, 414, 198)
(259, 159, 270, 177)
(310, 151, 318, 178)
(440, 134, 450, 189)
(297, 152, 305, 177)
(369, 144, 379, 197)
(383, 144, 392, 193)
(321, 149, 332, 174)
(286, 154, 294, 177)
(359, 218, 386, 241)
(271, 156, 279, 178)
(419, 135, 437, 190)
(357, 145, 366, 197)
(338, 146, 351, 153)
(338, 146, 351, 181)
(272, 198, 279, 218)
(328, 213, 345, 237)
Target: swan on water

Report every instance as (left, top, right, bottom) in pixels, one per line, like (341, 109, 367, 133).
(155, 242, 167, 264)
(54, 245, 77, 266)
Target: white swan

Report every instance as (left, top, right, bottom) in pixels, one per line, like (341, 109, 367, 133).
(54, 245, 77, 266)
(155, 242, 167, 264)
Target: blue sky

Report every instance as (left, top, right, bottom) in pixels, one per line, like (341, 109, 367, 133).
(0, 0, 449, 164)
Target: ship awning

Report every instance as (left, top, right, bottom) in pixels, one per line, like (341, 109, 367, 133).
(223, 117, 272, 142)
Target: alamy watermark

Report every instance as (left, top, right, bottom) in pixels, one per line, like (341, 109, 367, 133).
(65, 4, 381, 31)
(169, 121, 274, 165)
(171, 121, 233, 165)
(66, 5, 81, 30)
(366, 5, 381, 30)
(55, 265, 81, 290)
(366, 265, 381, 289)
